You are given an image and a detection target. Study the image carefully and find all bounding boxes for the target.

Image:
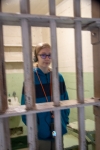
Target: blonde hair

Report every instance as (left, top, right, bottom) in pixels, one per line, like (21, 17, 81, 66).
(33, 43, 51, 63)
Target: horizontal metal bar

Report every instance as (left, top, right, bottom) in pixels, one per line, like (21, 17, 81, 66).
(2, 21, 75, 29)
(0, 12, 100, 30)
(83, 21, 100, 30)
(0, 98, 100, 118)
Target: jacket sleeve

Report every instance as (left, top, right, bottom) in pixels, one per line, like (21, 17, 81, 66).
(21, 84, 27, 125)
(60, 74, 70, 125)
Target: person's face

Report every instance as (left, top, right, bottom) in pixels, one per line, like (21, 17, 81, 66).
(37, 47, 51, 68)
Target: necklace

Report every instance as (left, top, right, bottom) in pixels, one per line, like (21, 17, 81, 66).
(36, 69, 54, 118)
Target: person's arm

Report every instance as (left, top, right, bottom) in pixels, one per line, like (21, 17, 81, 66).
(21, 84, 27, 125)
(59, 74, 70, 125)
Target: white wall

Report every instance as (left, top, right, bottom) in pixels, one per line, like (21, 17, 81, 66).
(3, 26, 43, 46)
(3, 0, 93, 73)
(42, 0, 93, 72)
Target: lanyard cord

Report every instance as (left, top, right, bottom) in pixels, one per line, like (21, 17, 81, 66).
(36, 70, 52, 102)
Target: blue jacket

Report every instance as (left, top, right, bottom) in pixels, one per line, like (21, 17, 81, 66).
(21, 68, 70, 140)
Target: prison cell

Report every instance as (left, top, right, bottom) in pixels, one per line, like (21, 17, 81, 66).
(0, 0, 100, 150)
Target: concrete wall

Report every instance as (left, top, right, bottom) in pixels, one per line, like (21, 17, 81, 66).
(3, 26, 43, 46)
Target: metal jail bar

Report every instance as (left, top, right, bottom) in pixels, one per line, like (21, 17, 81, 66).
(0, 1, 11, 150)
(74, 0, 86, 150)
(20, 0, 38, 150)
(0, 0, 100, 150)
(91, 1, 100, 150)
(49, 0, 63, 150)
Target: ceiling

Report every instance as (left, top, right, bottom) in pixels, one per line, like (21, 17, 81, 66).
(2, 0, 64, 14)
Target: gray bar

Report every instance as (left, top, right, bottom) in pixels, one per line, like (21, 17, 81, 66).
(20, 1, 37, 150)
(74, 0, 86, 150)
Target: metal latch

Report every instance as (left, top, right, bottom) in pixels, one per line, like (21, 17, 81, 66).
(91, 27, 100, 45)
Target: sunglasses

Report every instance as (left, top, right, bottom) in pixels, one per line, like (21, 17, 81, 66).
(38, 54, 51, 59)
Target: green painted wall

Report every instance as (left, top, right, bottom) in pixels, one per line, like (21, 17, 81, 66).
(62, 73, 94, 99)
(6, 73, 24, 103)
(62, 72, 94, 122)
(6, 73, 24, 129)
(6, 72, 94, 127)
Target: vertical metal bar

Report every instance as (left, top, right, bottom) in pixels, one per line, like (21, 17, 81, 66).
(91, 0, 100, 18)
(74, 21, 84, 103)
(0, 53, 5, 150)
(50, 18, 63, 150)
(50, 20, 60, 107)
(0, 23, 8, 112)
(0, 1, 1, 15)
(0, 0, 8, 113)
(0, 118, 6, 150)
(49, 0, 56, 15)
(21, 19, 35, 109)
(27, 114, 38, 150)
(91, 1, 100, 149)
(20, 0, 35, 109)
(3, 118, 11, 150)
(0, 22, 4, 113)
(49, 0, 62, 150)
(74, 0, 86, 150)
(20, 0, 30, 14)
(95, 114, 100, 150)
(21, 15, 38, 150)
(74, 0, 81, 17)
(20, 0, 37, 150)
(0, 0, 7, 112)
(0, 2, 11, 149)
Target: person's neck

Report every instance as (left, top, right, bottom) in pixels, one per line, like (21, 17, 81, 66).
(38, 64, 49, 74)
